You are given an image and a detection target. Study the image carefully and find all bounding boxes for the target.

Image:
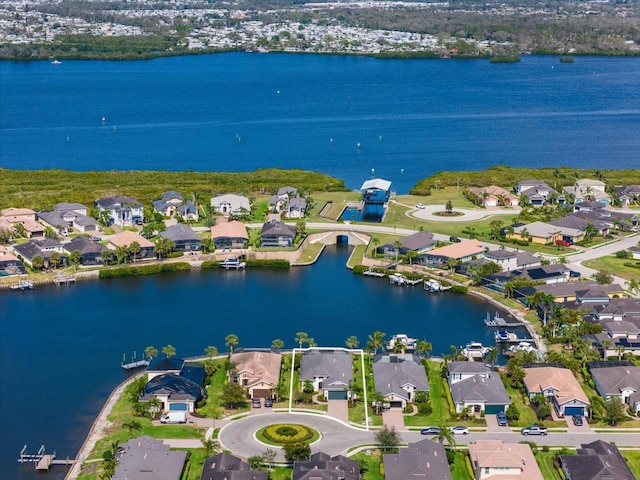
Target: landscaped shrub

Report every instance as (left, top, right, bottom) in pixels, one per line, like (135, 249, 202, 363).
(450, 285, 468, 294)
(99, 262, 190, 278)
(200, 261, 217, 269)
(263, 424, 313, 444)
(245, 259, 289, 268)
(445, 449, 456, 464)
(418, 403, 432, 415)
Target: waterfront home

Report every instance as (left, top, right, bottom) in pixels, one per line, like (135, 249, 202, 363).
(146, 357, 185, 381)
(63, 236, 109, 265)
(516, 180, 565, 206)
(447, 361, 492, 384)
(564, 179, 610, 205)
(614, 185, 640, 207)
(468, 440, 543, 480)
(377, 230, 436, 258)
(560, 440, 635, 480)
(510, 263, 571, 284)
(528, 281, 625, 303)
(113, 435, 187, 480)
(268, 186, 308, 219)
(589, 364, 640, 414)
(286, 195, 307, 218)
(50, 202, 99, 234)
(0, 245, 26, 276)
(201, 452, 267, 480)
(448, 371, 510, 415)
(300, 350, 352, 400)
(372, 354, 429, 409)
(153, 191, 199, 221)
(259, 220, 296, 248)
(12, 239, 68, 268)
(211, 193, 251, 217)
(160, 224, 201, 252)
(95, 195, 144, 227)
(141, 360, 206, 413)
(108, 230, 155, 259)
(358, 178, 392, 222)
(383, 439, 451, 480)
(467, 185, 519, 208)
(523, 366, 590, 417)
(510, 221, 562, 244)
(422, 239, 485, 268)
(293, 452, 359, 480)
(0, 207, 44, 238)
(211, 220, 249, 250)
(229, 351, 281, 399)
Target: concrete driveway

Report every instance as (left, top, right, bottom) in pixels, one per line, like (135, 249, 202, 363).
(382, 408, 407, 431)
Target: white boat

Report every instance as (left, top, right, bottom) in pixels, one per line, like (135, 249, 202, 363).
(462, 341, 490, 358)
(509, 341, 536, 354)
(219, 258, 246, 269)
(51, 59, 61, 65)
(389, 273, 407, 285)
(424, 278, 442, 292)
(494, 329, 511, 342)
(387, 334, 417, 352)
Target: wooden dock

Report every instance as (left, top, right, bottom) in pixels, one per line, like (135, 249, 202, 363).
(484, 312, 522, 328)
(10, 279, 33, 290)
(53, 274, 76, 285)
(121, 351, 149, 370)
(19, 444, 75, 471)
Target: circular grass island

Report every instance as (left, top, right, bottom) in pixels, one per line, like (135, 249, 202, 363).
(256, 423, 321, 446)
(433, 211, 464, 217)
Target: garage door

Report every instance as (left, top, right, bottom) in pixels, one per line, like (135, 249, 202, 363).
(485, 405, 505, 415)
(169, 403, 188, 411)
(564, 406, 584, 416)
(390, 401, 403, 409)
(327, 390, 348, 400)
(253, 389, 271, 398)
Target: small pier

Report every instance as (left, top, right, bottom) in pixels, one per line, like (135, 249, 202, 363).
(54, 274, 76, 285)
(363, 268, 385, 277)
(10, 279, 33, 290)
(121, 351, 149, 370)
(389, 273, 422, 286)
(484, 312, 522, 328)
(19, 445, 75, 471)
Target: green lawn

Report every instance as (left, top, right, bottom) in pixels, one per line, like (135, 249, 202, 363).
(622, 451, 640, 478)
(269, 467, 294, 480)
(534, 451, 566, 480)
(405, 360, 452, 427)
(583, 256, 640, 282)
(450, 450, 473, 480)
(352, 451, 385, 480)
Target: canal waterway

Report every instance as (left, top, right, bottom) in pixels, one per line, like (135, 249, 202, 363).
(2, 244, 516, 479)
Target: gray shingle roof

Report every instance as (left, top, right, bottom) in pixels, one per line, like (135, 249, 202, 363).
(560, 440, 635, 480)
(160, 223, 200, 242)
(200, 452, 268, 480)
(300, 351, 352, 389)
(113, 436, 187, 480)
(293, 452, 359, 480)
(449, 372, 510, 406)
(373, 354, 429, 401)
(590, 366, 640, 396)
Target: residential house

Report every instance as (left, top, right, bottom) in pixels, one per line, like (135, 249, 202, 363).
(95, 195, 144, 227)
(63, 236, 109, 265)
(0, 207, 44, 238)
(448, 371, 510, 415)
(160, 224, 202, 252)
(260, 220, 296, 248)
(211, 220, 249, 250)
(484, 249, 519, 271)
(518, 181, 565, 206)
(12, 239, 68, 268)
(42, 202, 99, 234)
(293, 452, 359, 480)
(153, 191, 199, 221)
(560, 440, 635, 480)
(372, 354, 429, 409)
(300, 350, 352, 400)
(547, 216, 588, 243)
(530, 281, 625, 303)
(523, 366, 590, 417)
(629, 246, 640, 260)
(210, 193, 251, 217)
(268, 187, 307, 219)
(468, 185, 519, 208)
(0, 246, 26, 276)
(201, 452, 268, 480)
(113, 435, 187, 480)
(447, 362, 492, 384)
(146, 357, 185, 381)
(229, 351, 281, 399)
(468, 440, 543, 480)
(615, 185, 640, 207)
(377, 231, 436, 258)
(108, 231, 155, 259)
(422, 239, 485, 268)
(142, 359, 206, 413)
(564, 179, 610, 204)
(510, 263, 571, 284)
(573, 208, 638, 232)
(511, 222, 562, 245)
(589, 365, 640, 414)
(383, 439, 451, 480)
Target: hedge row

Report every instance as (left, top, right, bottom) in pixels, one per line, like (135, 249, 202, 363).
(245, 259, 290, 268)
(99, 262, 191, 278)
(263, 424, 312, 444)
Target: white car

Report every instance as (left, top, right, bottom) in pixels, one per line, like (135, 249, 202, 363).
(415, 203, 425, 209)
(451, 426, 469, 435)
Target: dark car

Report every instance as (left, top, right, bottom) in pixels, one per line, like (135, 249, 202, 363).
(497, 411, 508, 426)
(264, 397, 273, 407)
(252, 398, 261, 408)
(572, 415, 583, 426)
(420, 427, 441, 435)
(569, 270, 581, 278)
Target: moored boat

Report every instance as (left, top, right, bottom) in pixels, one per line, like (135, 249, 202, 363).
(387, 334, 417, 352)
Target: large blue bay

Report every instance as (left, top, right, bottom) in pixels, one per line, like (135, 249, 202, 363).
(1, 53, 639, 479)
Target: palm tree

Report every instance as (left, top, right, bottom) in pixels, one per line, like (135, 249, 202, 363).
(615, 344, 626, 361)
(31, 254, 45, 270)
(225, 334, 239, 355)
(162, 344, 176, 358)
(435, 425, 455, 446)
(394, 240, 402, 261)
(486, 347, 499, 366)
(202, 438, 220, 457)
(295, 332, 312, 348)
(205, 346, 218, 359)
(271, 339, 284, 351)
(129, 241, 141, 262)
(122, 419, 142, 438)
(519, 228, 530, 243)
(600, 339, 611, 359)
(449, 345, 465, 361)
(69, 249, 82, 270)
(626, 278, 640, 296)
(345, 336, 360, 349)
(101, 249, 112, 265)
(415, 340, 432, 358)
(370, 237, 380, 257)
(144, 346, 158, 360)
(49, 252, 62, 269)
(584, 224, 598, 242)
(367, 331, 386, 356)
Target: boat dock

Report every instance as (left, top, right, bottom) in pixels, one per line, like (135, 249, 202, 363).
(219, 258, 246, 269)
(53, 274, 76, 285)
(18, 445, 75, 471)
(494, 330, 531, 344)
(484, 312, 522, 328)
(389, 273, 421, 286)
(363, 268, 385, 277)
(10, 279, 33, 290)
(121, 352, 149, 370)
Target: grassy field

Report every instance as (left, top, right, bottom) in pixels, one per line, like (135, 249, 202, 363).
(534, 451, 566, 480)
(583, 256, 640, 282)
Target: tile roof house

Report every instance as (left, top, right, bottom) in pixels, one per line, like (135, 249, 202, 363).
(383, 439, 451, 480)
(200, 452, 268, 480)
(113, 435, 187, 480)
(511, 222, 562, 245)
(95, 195, 144, 227)
(160, 224, 202, 252)
(211, 220, 249, 250)
(468, 185, 519, 208)
(300, 350, 352, 400)
(63, 235, 109, 265)
(560, 440, 635, 480)
(293, 452, 359, 480)
(108, 231, 155, 259)
(0, 207, 44, 238)
(0, 245, 26, 276)
(448, 371, 511, 414)
(564, 179, 610, 205)
(211, 194, 251, 217)
(260, 220, 296, 248)
(153, 191, 199, 221)
(373, 354, 429, 408)
(589, 365, 640, 414)
(422, 239, 485, 267)
(523, 366, 590, 417)
(230, 351, 282, 399)
(468, 440, 543, 480)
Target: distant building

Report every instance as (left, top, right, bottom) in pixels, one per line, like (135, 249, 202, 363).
(260, 220, 296, 248)
(211, 194, 251, 217)
(153, 191, 199, 221)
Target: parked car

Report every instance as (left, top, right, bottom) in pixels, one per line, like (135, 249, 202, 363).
(252, 398, 261, 408)
(497, 412, 508, 426)
(569, 270, 581, 278)
(264, 397, 273, 407)
(160, 412, 186, 424)
(420, 427, 441, 435)
(415, 203, 425, 210)
(451, 426, 469, 435)
(572, 415, 583, 426)
(521, 425, 548, 436)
